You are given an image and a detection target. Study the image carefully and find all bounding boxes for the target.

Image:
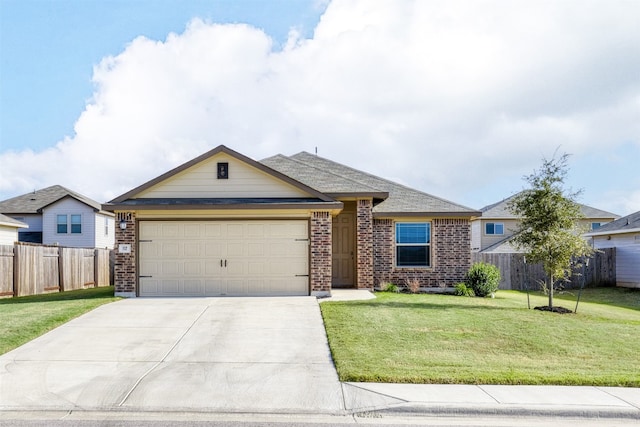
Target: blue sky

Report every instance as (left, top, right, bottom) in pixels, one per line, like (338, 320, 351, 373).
(1, 0, 639, 216)
(1, 0, 325, 151)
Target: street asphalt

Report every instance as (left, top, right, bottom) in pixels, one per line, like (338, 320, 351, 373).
(0, 290, 638, 423)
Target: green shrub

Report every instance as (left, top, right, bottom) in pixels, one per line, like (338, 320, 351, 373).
(382, 282, 399, 293)
(465, 262, 501, 297)
(454, 282, 475, 297)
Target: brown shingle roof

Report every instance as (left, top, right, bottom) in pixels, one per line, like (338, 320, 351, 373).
(262, 152, 479, 217)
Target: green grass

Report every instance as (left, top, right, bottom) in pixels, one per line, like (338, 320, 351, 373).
(0, 286, 120, 355)
(320, 287, 640, 386)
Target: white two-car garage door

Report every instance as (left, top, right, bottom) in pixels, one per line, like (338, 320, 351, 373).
(138, 220, 309, 297)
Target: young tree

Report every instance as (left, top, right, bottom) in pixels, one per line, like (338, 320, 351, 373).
(508, 153, 594, 311)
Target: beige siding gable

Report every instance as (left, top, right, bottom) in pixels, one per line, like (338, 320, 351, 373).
(137, 153, 313, 199)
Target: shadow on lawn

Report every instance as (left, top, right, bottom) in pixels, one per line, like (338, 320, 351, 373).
(0, 286, 116, 305)
(340, 298, 511, 312)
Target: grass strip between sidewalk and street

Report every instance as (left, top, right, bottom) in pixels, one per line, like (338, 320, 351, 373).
(0, 286, 120, 355)
(320, 287, 640, 386)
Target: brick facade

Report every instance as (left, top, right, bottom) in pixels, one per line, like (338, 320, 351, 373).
(373, 217, 471, 288)
(310, 211, 332, 296)
(356, 199, 374, 289)
(114, 211, 136, 297)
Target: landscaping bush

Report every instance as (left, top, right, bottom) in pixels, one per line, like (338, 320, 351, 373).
(381, 282, 399, 293)
(454, 282, 475, 297)
(465, 262, 500, 297)
(405, 278, 421, 294)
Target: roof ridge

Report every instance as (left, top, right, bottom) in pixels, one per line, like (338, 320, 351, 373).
(291, 152, 478, 212)
(277, 153, 383, 193)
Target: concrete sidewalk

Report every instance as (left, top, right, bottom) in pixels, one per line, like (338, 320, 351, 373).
(342, 382, 640, 419)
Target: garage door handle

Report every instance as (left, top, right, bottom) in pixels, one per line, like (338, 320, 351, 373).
(220, 259, 223, 267)
(139, 275, 152, 278)
(224, 260, 227, 267)
(295, 274, 309, 277)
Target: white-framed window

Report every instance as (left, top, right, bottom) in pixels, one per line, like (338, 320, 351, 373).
(57, 215, 68, 234)
(485, 222, 504, 235)
(104, 217, 109, 236)
(396, 222, 431, 267)
(591, 222, 602, 230)
(70, 214, 82, 234)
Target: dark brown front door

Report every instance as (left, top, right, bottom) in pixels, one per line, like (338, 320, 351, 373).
(332, 211, 355, 287)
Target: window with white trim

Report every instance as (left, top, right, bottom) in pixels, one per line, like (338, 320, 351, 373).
(70, 214, 82, 234)
(57, 215, 68, 234)
(485, 222, 504, 235)
(396, 222, 431, 267)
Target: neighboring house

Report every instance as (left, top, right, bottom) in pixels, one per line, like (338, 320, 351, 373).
(472, 193, 619, 253)
(0, 185, 115, 249)
(0, 214, 28, 245)
(585, 210, 640, 288)
(103, 145, 480, 298)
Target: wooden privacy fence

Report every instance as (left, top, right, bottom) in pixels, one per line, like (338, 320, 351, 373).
(0, 243, 112, 298)
(472, 248, 616, 290)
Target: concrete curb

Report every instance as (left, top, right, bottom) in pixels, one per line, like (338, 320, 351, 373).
(362, 403, 640, 420)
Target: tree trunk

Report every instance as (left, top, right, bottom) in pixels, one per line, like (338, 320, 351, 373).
(548, 274, 554, 309)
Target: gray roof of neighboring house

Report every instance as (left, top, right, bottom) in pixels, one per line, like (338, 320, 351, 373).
(479, 235, 525, 254)
(0, 185, 110, 215)
(0, 213, 28, 228)
(585, 210, 640, 235)
(262, 152, 480, 217)
(480, 192, 619, 220)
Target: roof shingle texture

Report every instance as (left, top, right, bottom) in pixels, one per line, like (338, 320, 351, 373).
(0, 185, 103, 214)
(481, 193, 619, 219)
(262, 152, 478, 215)
(590, 210, 640, 233)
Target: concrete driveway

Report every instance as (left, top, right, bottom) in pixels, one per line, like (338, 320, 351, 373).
(0, 297, 344, 414)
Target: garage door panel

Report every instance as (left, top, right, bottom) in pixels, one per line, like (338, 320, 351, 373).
(184, 242, 201, 257)
(205, 242, 223, 257)
(161, 261, 181, 275)
(160, 279, 181, 295)
(183, 223, 201, 237)
(161, 242, 180, 257)
(183, 280, 204, 295)
(161, 224, 180, 237)
(139, 220, 309, 297)
(184, 261, 202, 275)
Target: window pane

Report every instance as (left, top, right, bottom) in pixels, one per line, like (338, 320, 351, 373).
(396, 223, 429, 244)
(495, 223, 504, 235)
(485, 223, 495, 235)
(397, 246, 429, 267)
(71, 215, 81, 234)
(57, 215, 67, 234)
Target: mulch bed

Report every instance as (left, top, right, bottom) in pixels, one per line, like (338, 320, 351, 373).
(534, 305, 573, 314)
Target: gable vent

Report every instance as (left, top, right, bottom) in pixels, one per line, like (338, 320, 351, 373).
(217, 162, 229, 179)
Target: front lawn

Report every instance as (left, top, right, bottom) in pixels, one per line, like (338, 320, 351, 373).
(320, 288, 640, 386)
(0, 286, 120, 355)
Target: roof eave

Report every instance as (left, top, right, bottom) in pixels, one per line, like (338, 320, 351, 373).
(585, 227, 640, 237)
(327, 192, 389, 200)
(373, 211, 481, 219)
(103, 201, 344, 212)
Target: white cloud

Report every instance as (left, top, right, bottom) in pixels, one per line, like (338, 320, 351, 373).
(1, 0, 639, 214)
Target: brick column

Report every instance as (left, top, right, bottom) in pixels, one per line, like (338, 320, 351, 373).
(373, 218, 394, 287)
(114, 211, 136, 297)
(310, 211, 332, 297)
(356, 199, 374, 289)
